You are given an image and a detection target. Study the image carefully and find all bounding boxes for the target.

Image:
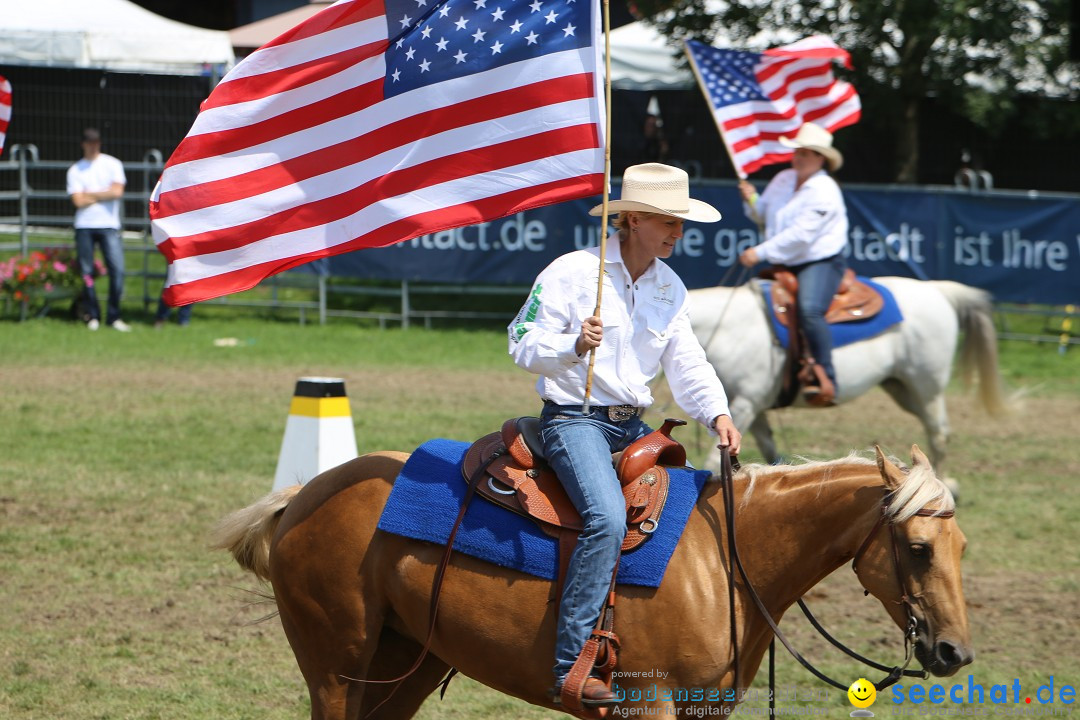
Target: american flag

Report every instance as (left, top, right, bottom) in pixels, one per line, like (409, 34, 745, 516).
(151, 0, 603, 306)
(0, 75, 11, 157)
(684, 37, 860, 177)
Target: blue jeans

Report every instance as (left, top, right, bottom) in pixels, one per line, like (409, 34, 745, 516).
(792, 253, 846, 387)
(155, 295, 192, 325)
(540, 401, 651, 685)
(75, 227, 124, 324)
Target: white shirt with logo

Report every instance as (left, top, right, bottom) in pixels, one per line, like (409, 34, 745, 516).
(746, 168, 848, 265)
(66, 153, 126, 230)
(509, 237, 730, 431)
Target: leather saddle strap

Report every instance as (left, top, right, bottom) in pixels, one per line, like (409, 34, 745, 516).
(560, 557, 622, 715)
(358, 446, 507, 719)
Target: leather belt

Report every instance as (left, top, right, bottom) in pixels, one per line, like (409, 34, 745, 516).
(542, 401, 643, 423)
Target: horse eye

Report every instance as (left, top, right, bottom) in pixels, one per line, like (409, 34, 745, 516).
(909, 543, 930, 558)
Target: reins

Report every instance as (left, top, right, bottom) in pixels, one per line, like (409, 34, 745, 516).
(716, 449, 949, 693)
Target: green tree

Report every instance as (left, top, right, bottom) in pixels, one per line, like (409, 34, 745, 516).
(630, 0, 1077, 182)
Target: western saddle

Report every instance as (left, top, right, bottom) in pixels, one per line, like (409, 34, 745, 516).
(459, 416, 690, 715)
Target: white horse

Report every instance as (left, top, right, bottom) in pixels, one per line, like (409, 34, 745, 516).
(687, 277, 1005, 475)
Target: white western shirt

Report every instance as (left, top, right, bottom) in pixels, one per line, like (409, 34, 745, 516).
(508, 238, 730, 431)
(66, 153, 126, 230)
(745, 168, 848, 265)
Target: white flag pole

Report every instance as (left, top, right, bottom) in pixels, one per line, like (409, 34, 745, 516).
(582, 0, 613, 414)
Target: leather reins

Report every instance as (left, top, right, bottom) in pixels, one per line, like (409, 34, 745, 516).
(717, 447, 953, 693)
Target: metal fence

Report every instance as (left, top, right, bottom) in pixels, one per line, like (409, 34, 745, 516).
(1, 143, 1075, 344)
(0, 144, 526, 326)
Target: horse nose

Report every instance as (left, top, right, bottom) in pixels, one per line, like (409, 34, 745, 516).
(935, 640, 974, 674)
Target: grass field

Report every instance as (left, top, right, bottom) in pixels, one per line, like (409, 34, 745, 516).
(1, 311, 1078, 720)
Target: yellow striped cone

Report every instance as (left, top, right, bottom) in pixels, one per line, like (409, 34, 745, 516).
(272, 377, 359, 492)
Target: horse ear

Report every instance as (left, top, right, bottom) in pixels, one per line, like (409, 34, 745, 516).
(874, 445, 905, 491)
(910, 444, 931, 469)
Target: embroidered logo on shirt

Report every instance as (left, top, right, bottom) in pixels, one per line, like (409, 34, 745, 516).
(653, 283, 674, 306)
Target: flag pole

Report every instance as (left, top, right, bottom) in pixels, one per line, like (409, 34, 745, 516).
(683, 41, 746, 181)
(582, 0, 613, 414)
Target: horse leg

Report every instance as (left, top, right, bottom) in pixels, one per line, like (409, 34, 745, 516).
(879, 378, 950, 477)
(747, 412, 780, 464)
(356, 626, 453, 720)
(274, 593, 387, 720)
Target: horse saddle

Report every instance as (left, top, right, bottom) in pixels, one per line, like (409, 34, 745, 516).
(461, 417, 688, 552)
(767, 268, 885, 328)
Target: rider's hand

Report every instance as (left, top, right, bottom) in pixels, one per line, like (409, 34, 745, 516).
(738, 180, 758, 205)
(738, 247, 760, 268)
(713, 415, 742, 456)
(575, 315, 603, 356)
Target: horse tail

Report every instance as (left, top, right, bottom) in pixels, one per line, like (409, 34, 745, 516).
(211, 485, 302, 582)
(929, 281, 1007, 416)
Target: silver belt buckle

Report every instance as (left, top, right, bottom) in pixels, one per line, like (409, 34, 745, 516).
(607, 405, 638, 422)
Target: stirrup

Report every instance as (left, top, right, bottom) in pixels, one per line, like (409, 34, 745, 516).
(803, 385, 835, 407)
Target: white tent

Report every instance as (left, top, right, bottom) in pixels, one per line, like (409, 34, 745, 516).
(608, 22, 692, 91)
(0, 0, 235, 76)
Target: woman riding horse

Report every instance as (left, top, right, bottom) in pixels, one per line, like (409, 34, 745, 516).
(508, 162, 741, 708)
(738, 123, 849, 406)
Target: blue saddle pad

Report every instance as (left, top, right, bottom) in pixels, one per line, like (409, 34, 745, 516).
(376, 439, 711, 588)
(762, 276, 903, 349)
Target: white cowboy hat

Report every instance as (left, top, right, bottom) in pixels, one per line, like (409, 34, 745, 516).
(779, 123, 844, 172)
(589, 163, 721, 223)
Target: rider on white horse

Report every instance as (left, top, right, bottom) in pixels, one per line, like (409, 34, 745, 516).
(737, 123, 850, 406)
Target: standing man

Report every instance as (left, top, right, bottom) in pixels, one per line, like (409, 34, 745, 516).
(67, 127, 130, 331)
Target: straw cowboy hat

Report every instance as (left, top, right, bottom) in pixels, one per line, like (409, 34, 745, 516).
(779, 123, 844, 172)
(589, 163, 721, 223)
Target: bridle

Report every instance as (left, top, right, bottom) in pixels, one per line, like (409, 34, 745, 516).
(850, 500, 956, 680)
(717, 448, 955, 696)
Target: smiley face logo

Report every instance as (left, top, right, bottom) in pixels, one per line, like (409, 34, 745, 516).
(848, 678, 876, 709)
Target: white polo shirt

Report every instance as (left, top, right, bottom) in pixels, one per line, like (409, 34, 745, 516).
(746, 168, 848, 265)
(67, 153, 126, 230)
(508, 237, 730, 431)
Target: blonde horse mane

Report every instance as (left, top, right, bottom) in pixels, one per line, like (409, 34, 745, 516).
(733, 451, 955, 521)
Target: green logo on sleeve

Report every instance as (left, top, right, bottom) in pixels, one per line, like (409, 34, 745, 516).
(512, 283, 543, 341)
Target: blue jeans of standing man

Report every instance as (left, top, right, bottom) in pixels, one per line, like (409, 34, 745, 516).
(540, 401, 651, 686)
(75, 227, 125, 324)
(792, 253, 846, 387)
(155, 295, 192, 326)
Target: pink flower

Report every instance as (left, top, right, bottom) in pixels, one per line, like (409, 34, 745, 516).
(53, 261, 67, 273)
(83, 274, 95, 288)
(44, 282, 54, 291)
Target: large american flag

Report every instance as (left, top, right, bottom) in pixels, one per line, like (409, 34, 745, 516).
(0, 75, 11, 157)
(685, 37, 860, 177)
(151, 0, 603, 306)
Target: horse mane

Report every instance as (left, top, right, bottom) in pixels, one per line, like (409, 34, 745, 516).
(733, 451, 955, 520)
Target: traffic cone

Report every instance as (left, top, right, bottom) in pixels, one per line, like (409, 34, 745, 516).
(272, 377, 359, 491)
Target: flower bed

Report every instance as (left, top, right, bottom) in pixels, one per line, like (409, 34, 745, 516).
(0, 248, 104, 317)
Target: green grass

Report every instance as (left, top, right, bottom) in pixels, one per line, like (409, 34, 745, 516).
(1, 308, 1078, 719)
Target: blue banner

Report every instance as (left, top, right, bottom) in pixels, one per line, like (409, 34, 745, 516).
(324, 183, 1080, 304)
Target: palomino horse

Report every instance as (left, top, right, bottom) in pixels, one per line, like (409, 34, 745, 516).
(687, 277, 1006, 476)
(215, 443, 973, 719)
